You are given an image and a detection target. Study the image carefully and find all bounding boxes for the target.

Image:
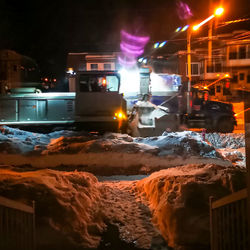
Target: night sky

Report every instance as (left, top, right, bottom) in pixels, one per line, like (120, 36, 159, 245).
(0, 0, 249, 78)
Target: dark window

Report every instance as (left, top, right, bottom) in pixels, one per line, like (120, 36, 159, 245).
(239, 73, 245, 81)
(239, 46, 246, 59)
(191, 64, 199, 75)
(186, 63, 199, 75)
(207, 65, 213, 73)
(223, 88, 231, 95)
(90, 64, 98, 70)
(216, 86, 221, 93)
(209, 87, 215, 96)
(215, 63, 222, 72)
(247, 75, 250, 83)
(13, 65, 17, 71)
(229, 46, 237, 59)
(247, 46, 250, 58)
(232, 74, 238, 83)
(104, 63, 111, 70)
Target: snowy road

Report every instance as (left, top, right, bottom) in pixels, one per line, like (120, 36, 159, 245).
(99, 180, 166, 249)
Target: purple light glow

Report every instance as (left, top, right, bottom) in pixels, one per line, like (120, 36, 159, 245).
(120, 42, 145, 51)
(120, 43, 144, 57)
(119, 30, 150, 68)
(121, 30, 150, 44)
(177, 1, 193, 20)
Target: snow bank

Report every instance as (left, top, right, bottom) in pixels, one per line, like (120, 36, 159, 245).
(136, 164, 246, 249)
(0, 129, 230, 173)
(206, 132, 245, 149)
(0, 168, 105, 249)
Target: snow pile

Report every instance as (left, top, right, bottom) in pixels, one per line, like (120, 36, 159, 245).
(206, 132, 245, 149)
(0, 126, 96, 154)
(0, 127, 230, 171)
(0, 168, 105, 249)
(135, 131, 221, 158)
(205, 132, 245, 166)
(136, 164, 246, 249)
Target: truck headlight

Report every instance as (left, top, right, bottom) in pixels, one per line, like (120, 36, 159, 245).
(114, 111, 127, 120)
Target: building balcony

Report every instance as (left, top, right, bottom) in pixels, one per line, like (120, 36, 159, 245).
(227, 58, 250, 67)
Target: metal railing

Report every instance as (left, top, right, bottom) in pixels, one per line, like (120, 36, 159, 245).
(0, 196, 35, 250)
(210, 189, 248, 250)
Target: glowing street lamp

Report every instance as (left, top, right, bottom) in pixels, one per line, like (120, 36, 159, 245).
(192, 7, 224, 31)
(214, 7, 224, 16)
(186, 6, 224, 114)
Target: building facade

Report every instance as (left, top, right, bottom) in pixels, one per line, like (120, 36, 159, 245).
(66, 52, 119, 73)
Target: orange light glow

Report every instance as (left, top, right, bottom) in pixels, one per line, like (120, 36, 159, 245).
(44, 78, 48, 82)
(192, 25, 199, 31)
(224, 74, 230, 78)
(102, 78, 107, 86)
(215, 7, 224, 16)
(234, 108, 250, 117)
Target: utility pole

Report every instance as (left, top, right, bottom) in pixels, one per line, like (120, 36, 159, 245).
(208, 21, 213, 70)
(187, 29, 192, 114)
(208, 0, 213, 70)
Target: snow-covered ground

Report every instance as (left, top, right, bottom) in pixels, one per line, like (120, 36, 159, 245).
(0, 126, 247, 249)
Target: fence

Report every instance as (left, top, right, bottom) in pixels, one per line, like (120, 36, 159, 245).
(0, 196, 35, 250)
(210, 189, 248, 250)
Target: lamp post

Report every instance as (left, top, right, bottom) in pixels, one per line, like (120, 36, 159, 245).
(186, 7, 224, 114)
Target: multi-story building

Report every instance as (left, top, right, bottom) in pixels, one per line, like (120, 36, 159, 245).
(66, 52, 119, 73)
(226, 32, 250, 98)
(151, 30, 250, 102)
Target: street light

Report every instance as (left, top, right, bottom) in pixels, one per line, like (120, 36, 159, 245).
(186, 7, 224, 114)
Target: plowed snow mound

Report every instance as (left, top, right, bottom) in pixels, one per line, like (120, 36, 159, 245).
(0, 168, 105, 249)
(136, 164, 246, 249)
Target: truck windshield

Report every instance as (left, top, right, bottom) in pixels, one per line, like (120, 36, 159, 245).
(79, 75, 119, 92)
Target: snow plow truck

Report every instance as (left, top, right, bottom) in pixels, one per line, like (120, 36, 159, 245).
(0, 70, 236, 135)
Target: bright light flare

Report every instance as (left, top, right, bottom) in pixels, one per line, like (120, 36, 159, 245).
(159, 41, 167, 47)
(119, 68, 140, 95)
(114, 111, 127, 120)
(192, 25, 199, 31)
(234, 108, 250, 117)
(215, 7, 224, 16)
(181, 25, 189, 32)
(154, 42, 160, 48)
(193, 15, 215, 31)
(175, 27, 182, 32)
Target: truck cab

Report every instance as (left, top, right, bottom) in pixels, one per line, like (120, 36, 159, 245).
(74, 71, 127, 132)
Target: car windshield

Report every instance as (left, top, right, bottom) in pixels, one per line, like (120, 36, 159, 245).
(79, 74, 119, 92)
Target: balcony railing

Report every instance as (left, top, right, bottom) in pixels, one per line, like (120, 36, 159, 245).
(0, 196, 36, 250)
(210, 189, 248, 250)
